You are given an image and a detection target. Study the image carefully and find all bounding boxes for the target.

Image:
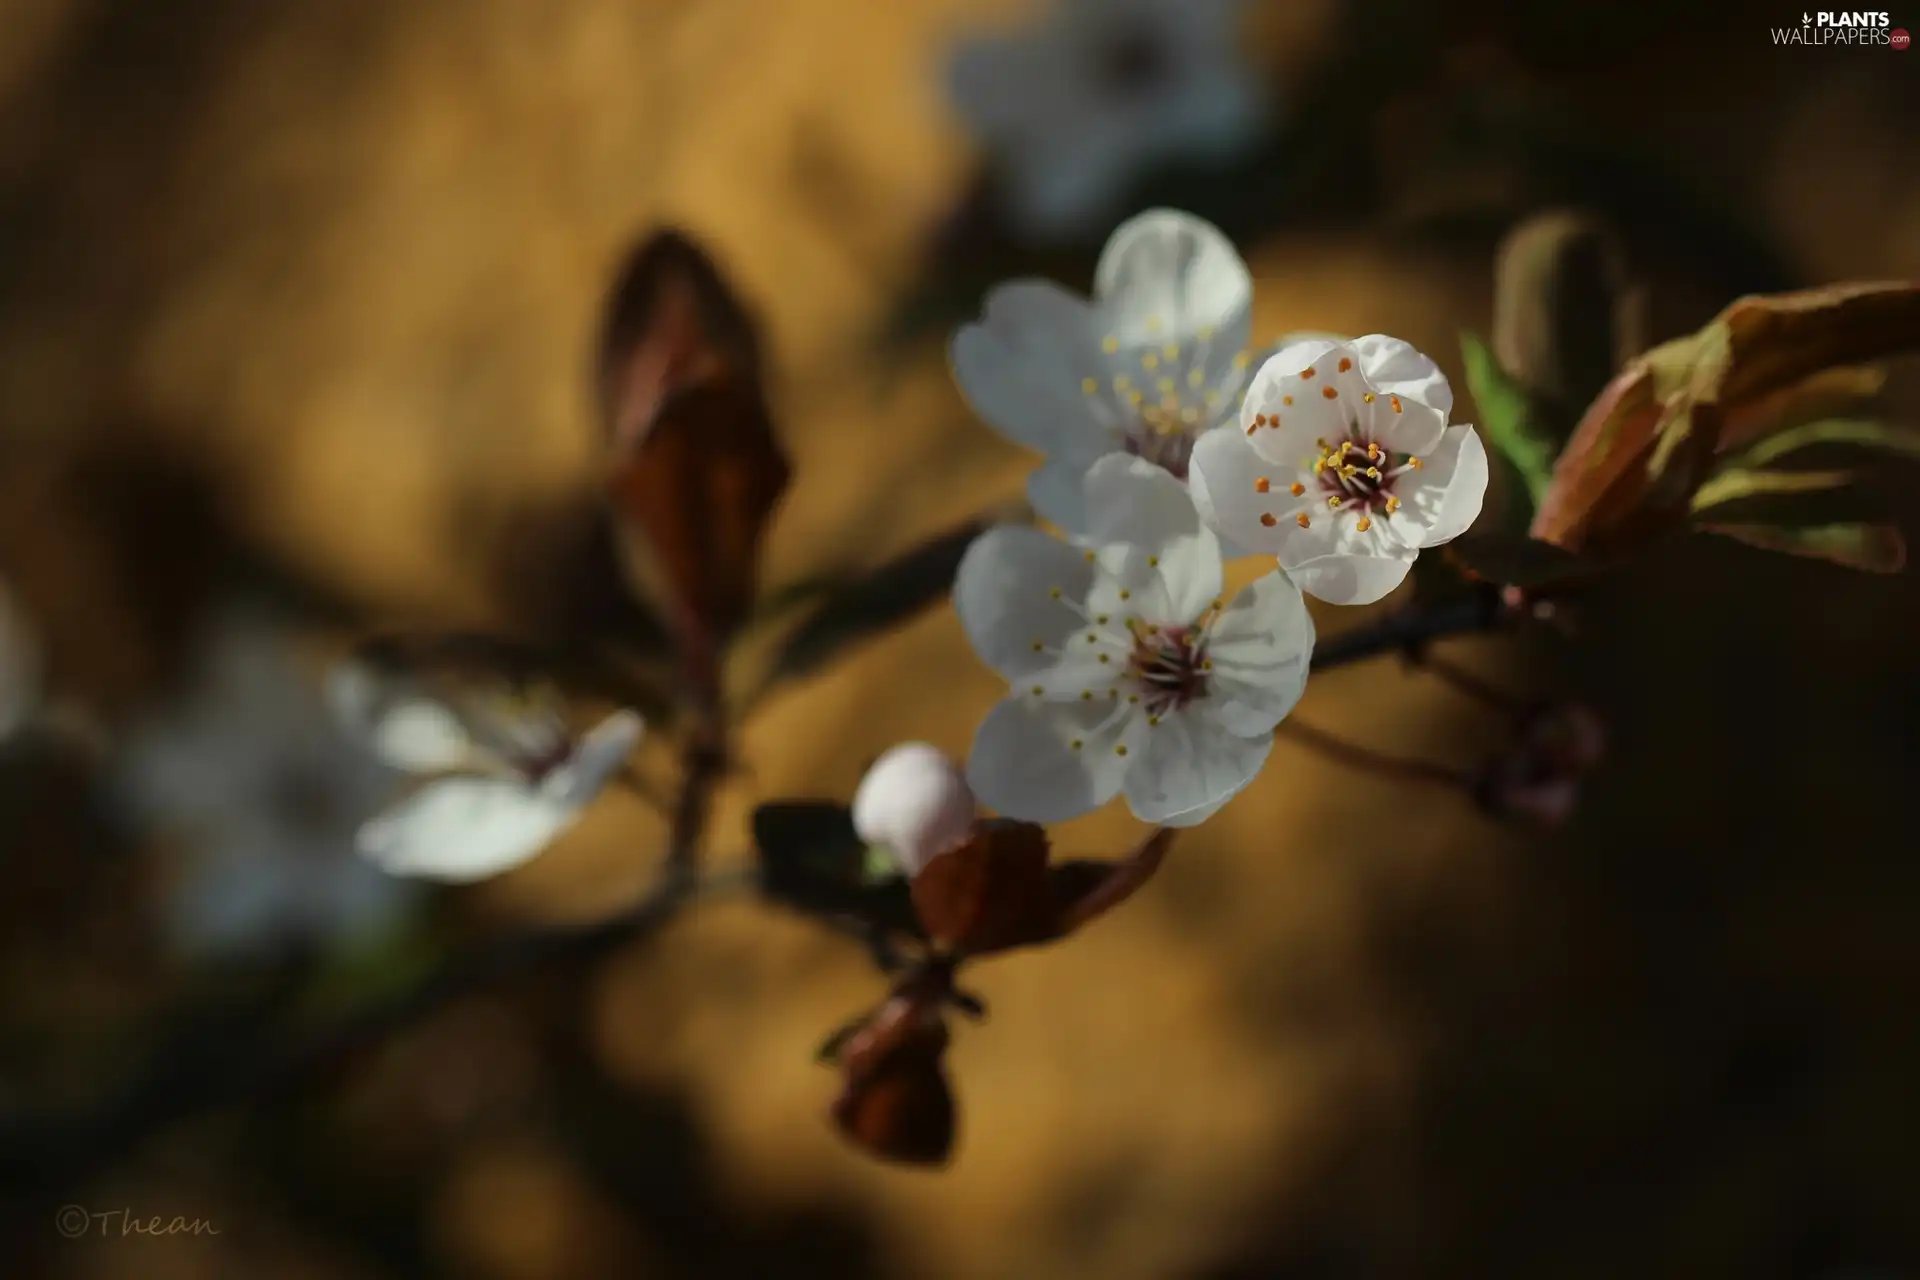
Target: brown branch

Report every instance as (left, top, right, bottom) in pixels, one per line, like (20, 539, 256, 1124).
(1276, 719, 1475, 791)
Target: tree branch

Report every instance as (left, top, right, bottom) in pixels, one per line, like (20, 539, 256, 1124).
(1308, 584, 1508, 672)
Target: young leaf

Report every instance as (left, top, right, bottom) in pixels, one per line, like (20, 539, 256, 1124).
(751, 800, 922, 938)
(1460, 331, 1556, 508)
(909, 818, 1058, 956)
(830, 1017, 955, 1167)
(1531, 280, 1920, 556)
(829, 969, 959, 1167)
(1689, 468, 1854, 513)
(1700, 522, 1907, 573)
(1715, 366, 1888, 454)
(1725, 418, 1920, 471)
(600, 230, 792, 701)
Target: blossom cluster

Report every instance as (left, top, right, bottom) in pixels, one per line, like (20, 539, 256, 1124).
(895, 209, 1489, 845)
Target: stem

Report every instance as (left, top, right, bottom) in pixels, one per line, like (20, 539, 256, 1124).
(668, 706, 728, 873)
(1308, 584, 1507, 672)
(1410, 649, 1532, 716)
(1276, 719, 1475, 790)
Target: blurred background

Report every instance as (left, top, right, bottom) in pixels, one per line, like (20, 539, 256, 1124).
(2, 0, 1918, 1276)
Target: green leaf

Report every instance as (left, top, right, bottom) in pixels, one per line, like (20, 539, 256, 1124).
(1726, 418, 1920, 471)
(1689, 468, 1855, 513)
(1461, 331, 1557, 508)
(1700, 522, 1907, 573)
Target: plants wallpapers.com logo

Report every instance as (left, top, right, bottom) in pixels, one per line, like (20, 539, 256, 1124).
(1772, 11, 1912, 44)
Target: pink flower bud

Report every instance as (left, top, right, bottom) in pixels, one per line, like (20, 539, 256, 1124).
(852, 743, 977, 877)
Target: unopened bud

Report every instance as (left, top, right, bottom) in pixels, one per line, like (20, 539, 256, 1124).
(1476, 704, 1607, 829)
(851, 742, 977, 877)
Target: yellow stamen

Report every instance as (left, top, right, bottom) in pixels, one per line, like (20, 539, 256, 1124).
(1356, 517, 1372, 532)
(1254, 477, 1271, 493)
(1295, 513, 1312, 528)
(1289, 482, 1305, 496)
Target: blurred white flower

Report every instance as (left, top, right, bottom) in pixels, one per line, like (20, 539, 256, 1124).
(1189, 334, 1489, 606)
(955, 455, 1313, 826)
(112, 617, 415, 959)
(852, 742, 977, 876)
(0, 580, 40, 743)
(953, 208, 1285, 540)
(947, 0, 1270, 241)
(328, 662, 643, 884)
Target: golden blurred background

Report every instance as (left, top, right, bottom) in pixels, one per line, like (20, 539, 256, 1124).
(2, 0, 1918, 1276)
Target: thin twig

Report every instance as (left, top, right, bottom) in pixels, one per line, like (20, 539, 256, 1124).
(0, 865, 756, 1196)
(1308, 584, 1508, 672)
(1276, 719, 1474, 790)
(1410, 649, 1533, 716)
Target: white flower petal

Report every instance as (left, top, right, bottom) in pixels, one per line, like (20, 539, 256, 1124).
(1240, 341, 1374, 465)
(967, 694, 1146, 824)
(1082, 456, 1224, 618)
(1285, 547, 1419, 607)
(1350, 333, 1454, 418)
(1403, 424, 1489, 548)
(852, 742, 977, 877)
(1124, 708, 1272, 825)
(1029, 458, 1099, 537)
(1188, 426, 1300, 558)
(1093, 209, 1253, 351)
(541, 709, 644, 805)
(1204, 571, 1314, 736)
(951, 282, 1112, 458)
(954, 526, 1097, 681)
(326, 662, 475, 773)
(358, 779, 579, 883)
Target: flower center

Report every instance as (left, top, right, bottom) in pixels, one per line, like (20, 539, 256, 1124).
(1314, 435, 1408, 512)
(1085, 333, 1254, 486)
(1124, 428, 1195, 480)
(1126, 621, 1209, 715)
(1095, 28, 1172, 95)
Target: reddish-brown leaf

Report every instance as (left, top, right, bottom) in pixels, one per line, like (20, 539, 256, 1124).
(909, 822, 1175, 958)
(597, 230, 764, 455)
(598, 230, 791, 691)
(908, 818, 1057, 956)
(1717, 281, 1920, 407)
(829, 975, 956, 1167)
(1529, 281, 1920, 558)
(1527, 364, 1663, 551)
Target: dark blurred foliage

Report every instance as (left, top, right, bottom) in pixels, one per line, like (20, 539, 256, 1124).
(2, 0, 1918, 1277)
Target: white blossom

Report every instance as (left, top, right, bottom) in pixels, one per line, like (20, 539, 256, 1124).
(1189, 334, 1489, 606)
(851, 742, 977, 877)
(328, 662, 643, 884)
(112, 616, 415, 958)
(953, 208, 1289, 543)
(947, 0, 1270, 241)
(955, 454, 1313, 827)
